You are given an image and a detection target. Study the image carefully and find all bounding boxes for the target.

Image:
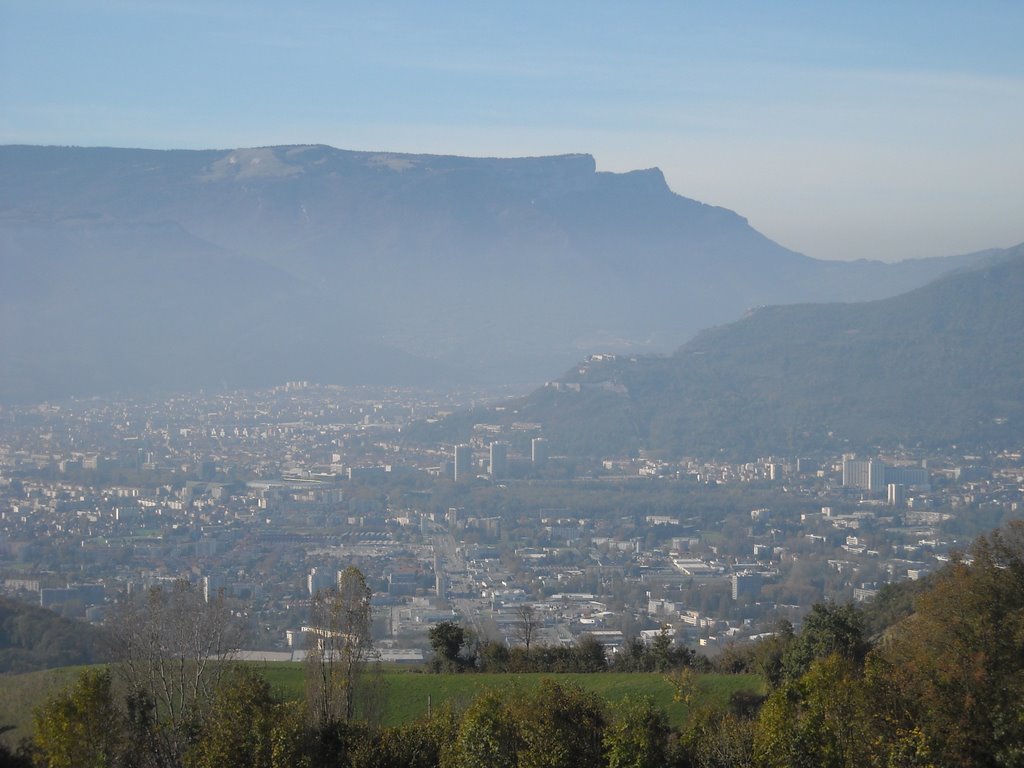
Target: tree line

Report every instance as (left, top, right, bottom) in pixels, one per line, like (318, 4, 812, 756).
(427, 617, 695, 675)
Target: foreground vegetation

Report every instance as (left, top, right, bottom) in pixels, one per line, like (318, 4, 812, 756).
(0, 667, 759, 748)
(5, 521, 1024, 767)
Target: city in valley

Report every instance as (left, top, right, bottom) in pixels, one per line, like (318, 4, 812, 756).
(2, 382, 1019, 661)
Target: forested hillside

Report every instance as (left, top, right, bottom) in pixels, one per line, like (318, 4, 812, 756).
(0, 597, 110, 674)
(432, 246, 1024, 458)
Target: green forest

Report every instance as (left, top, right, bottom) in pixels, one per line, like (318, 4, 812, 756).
(6, 522, 1024, 767)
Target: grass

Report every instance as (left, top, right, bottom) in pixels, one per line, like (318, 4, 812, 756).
(382, 670, 761, 728)
(0, 666, 89, 748)
(0, 663, 763, 747)
(235, 662, 762, 728)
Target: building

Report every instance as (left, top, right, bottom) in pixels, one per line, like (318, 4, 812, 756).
(885, 466, 930, 490)
(40, 583, 105, 608)
(842, 458, 886, 492)
(307, 567, 334, 596)
(844, 458, 930, 492)
(887, 483, 906, 507)
(454, 444, 473, 482)
(202, 574, 226, 602)
(489, 442, 509, 479)
(387, 569, 418, 596)
(531, 437, 549, 466)
(796, 458, 818, 474)
(731, 572, 762, 601)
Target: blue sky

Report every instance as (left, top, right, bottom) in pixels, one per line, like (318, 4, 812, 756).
(2, 1, 1022, 261)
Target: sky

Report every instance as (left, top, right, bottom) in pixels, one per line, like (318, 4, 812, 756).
(2, 0, 1022, 262)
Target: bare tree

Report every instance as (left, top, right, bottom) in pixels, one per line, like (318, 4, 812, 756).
(305, 566, 375, 726)
(107, 579, 241, 768)
(513, 604, 541, 651)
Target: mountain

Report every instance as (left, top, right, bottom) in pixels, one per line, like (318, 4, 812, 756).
(0, 144, 988, 401)
(436, 247, 1024, 458)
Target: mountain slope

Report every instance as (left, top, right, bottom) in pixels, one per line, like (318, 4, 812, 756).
(464, 246, 1024, 458)
(0, 144, 987, 401)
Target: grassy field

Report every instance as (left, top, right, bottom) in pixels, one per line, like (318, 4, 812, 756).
(0, 663, 762, 747)
(258, 664, 762, 728)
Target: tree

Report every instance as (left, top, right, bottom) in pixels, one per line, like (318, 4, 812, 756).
(603, 695, 670, 768)
(677, 706, 756, 768)
(427, 621, 465, 671)
(447, 680, 607, 768)
(753, 654, 873, 768)
(876, 523, 1024, 767)
(185, 667, 278, 768)
(612, 637, 649, 672)
(512, 604, 541, 651)
(450, 690, 519, 768)
(515, 679, 606, 768)
(476, 639, 510, 672)
(572, 634, 608, 672)
(0, 727, 32, 768)
(265, 701, 313, 768)
(306, 566, 375, 726)
(107, 579, 241, 767)
(33, 668, 126, 768)
(752, 619, 794, 688)
(648, 628, 674, 672)
(780, 602, 867, 682)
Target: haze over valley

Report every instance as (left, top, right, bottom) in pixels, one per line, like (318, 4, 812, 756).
(0, 143, 993, 402)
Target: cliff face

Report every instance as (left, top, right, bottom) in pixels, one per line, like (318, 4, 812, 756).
(0, 144, 984, 400)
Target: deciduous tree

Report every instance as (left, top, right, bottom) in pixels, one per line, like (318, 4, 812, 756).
(185, 667, 277, 768)
(878, 523, 1024, 767)
(603, 694, 670, 768)
(512, 604, 540, 651)
(450, 690, 518, 768)
(33, 668, 126, 768)
(515, 679, 606, 768)
(753, 654, 872, 768)
(780, 602, 866, 682)
(306, 567, 375, 726)
(107, 579, 241, 767)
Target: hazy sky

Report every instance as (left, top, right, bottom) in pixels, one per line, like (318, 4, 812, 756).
(2, 1, 1022, 262)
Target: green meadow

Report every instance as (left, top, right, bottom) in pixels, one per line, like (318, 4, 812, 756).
(258, 664, 761, 728)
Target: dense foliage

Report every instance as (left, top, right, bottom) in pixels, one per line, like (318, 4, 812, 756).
(753, 522, 1024, 767)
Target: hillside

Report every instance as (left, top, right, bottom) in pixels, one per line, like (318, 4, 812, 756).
(0, 144, 984, 401)
(435, 246, 1024, 457)
(0, 596, 111, 674)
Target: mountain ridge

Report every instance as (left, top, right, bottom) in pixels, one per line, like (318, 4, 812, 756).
(0, 143, 995, 401)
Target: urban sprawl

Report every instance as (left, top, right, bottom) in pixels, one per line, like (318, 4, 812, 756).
(1, 383, 1020, 661)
